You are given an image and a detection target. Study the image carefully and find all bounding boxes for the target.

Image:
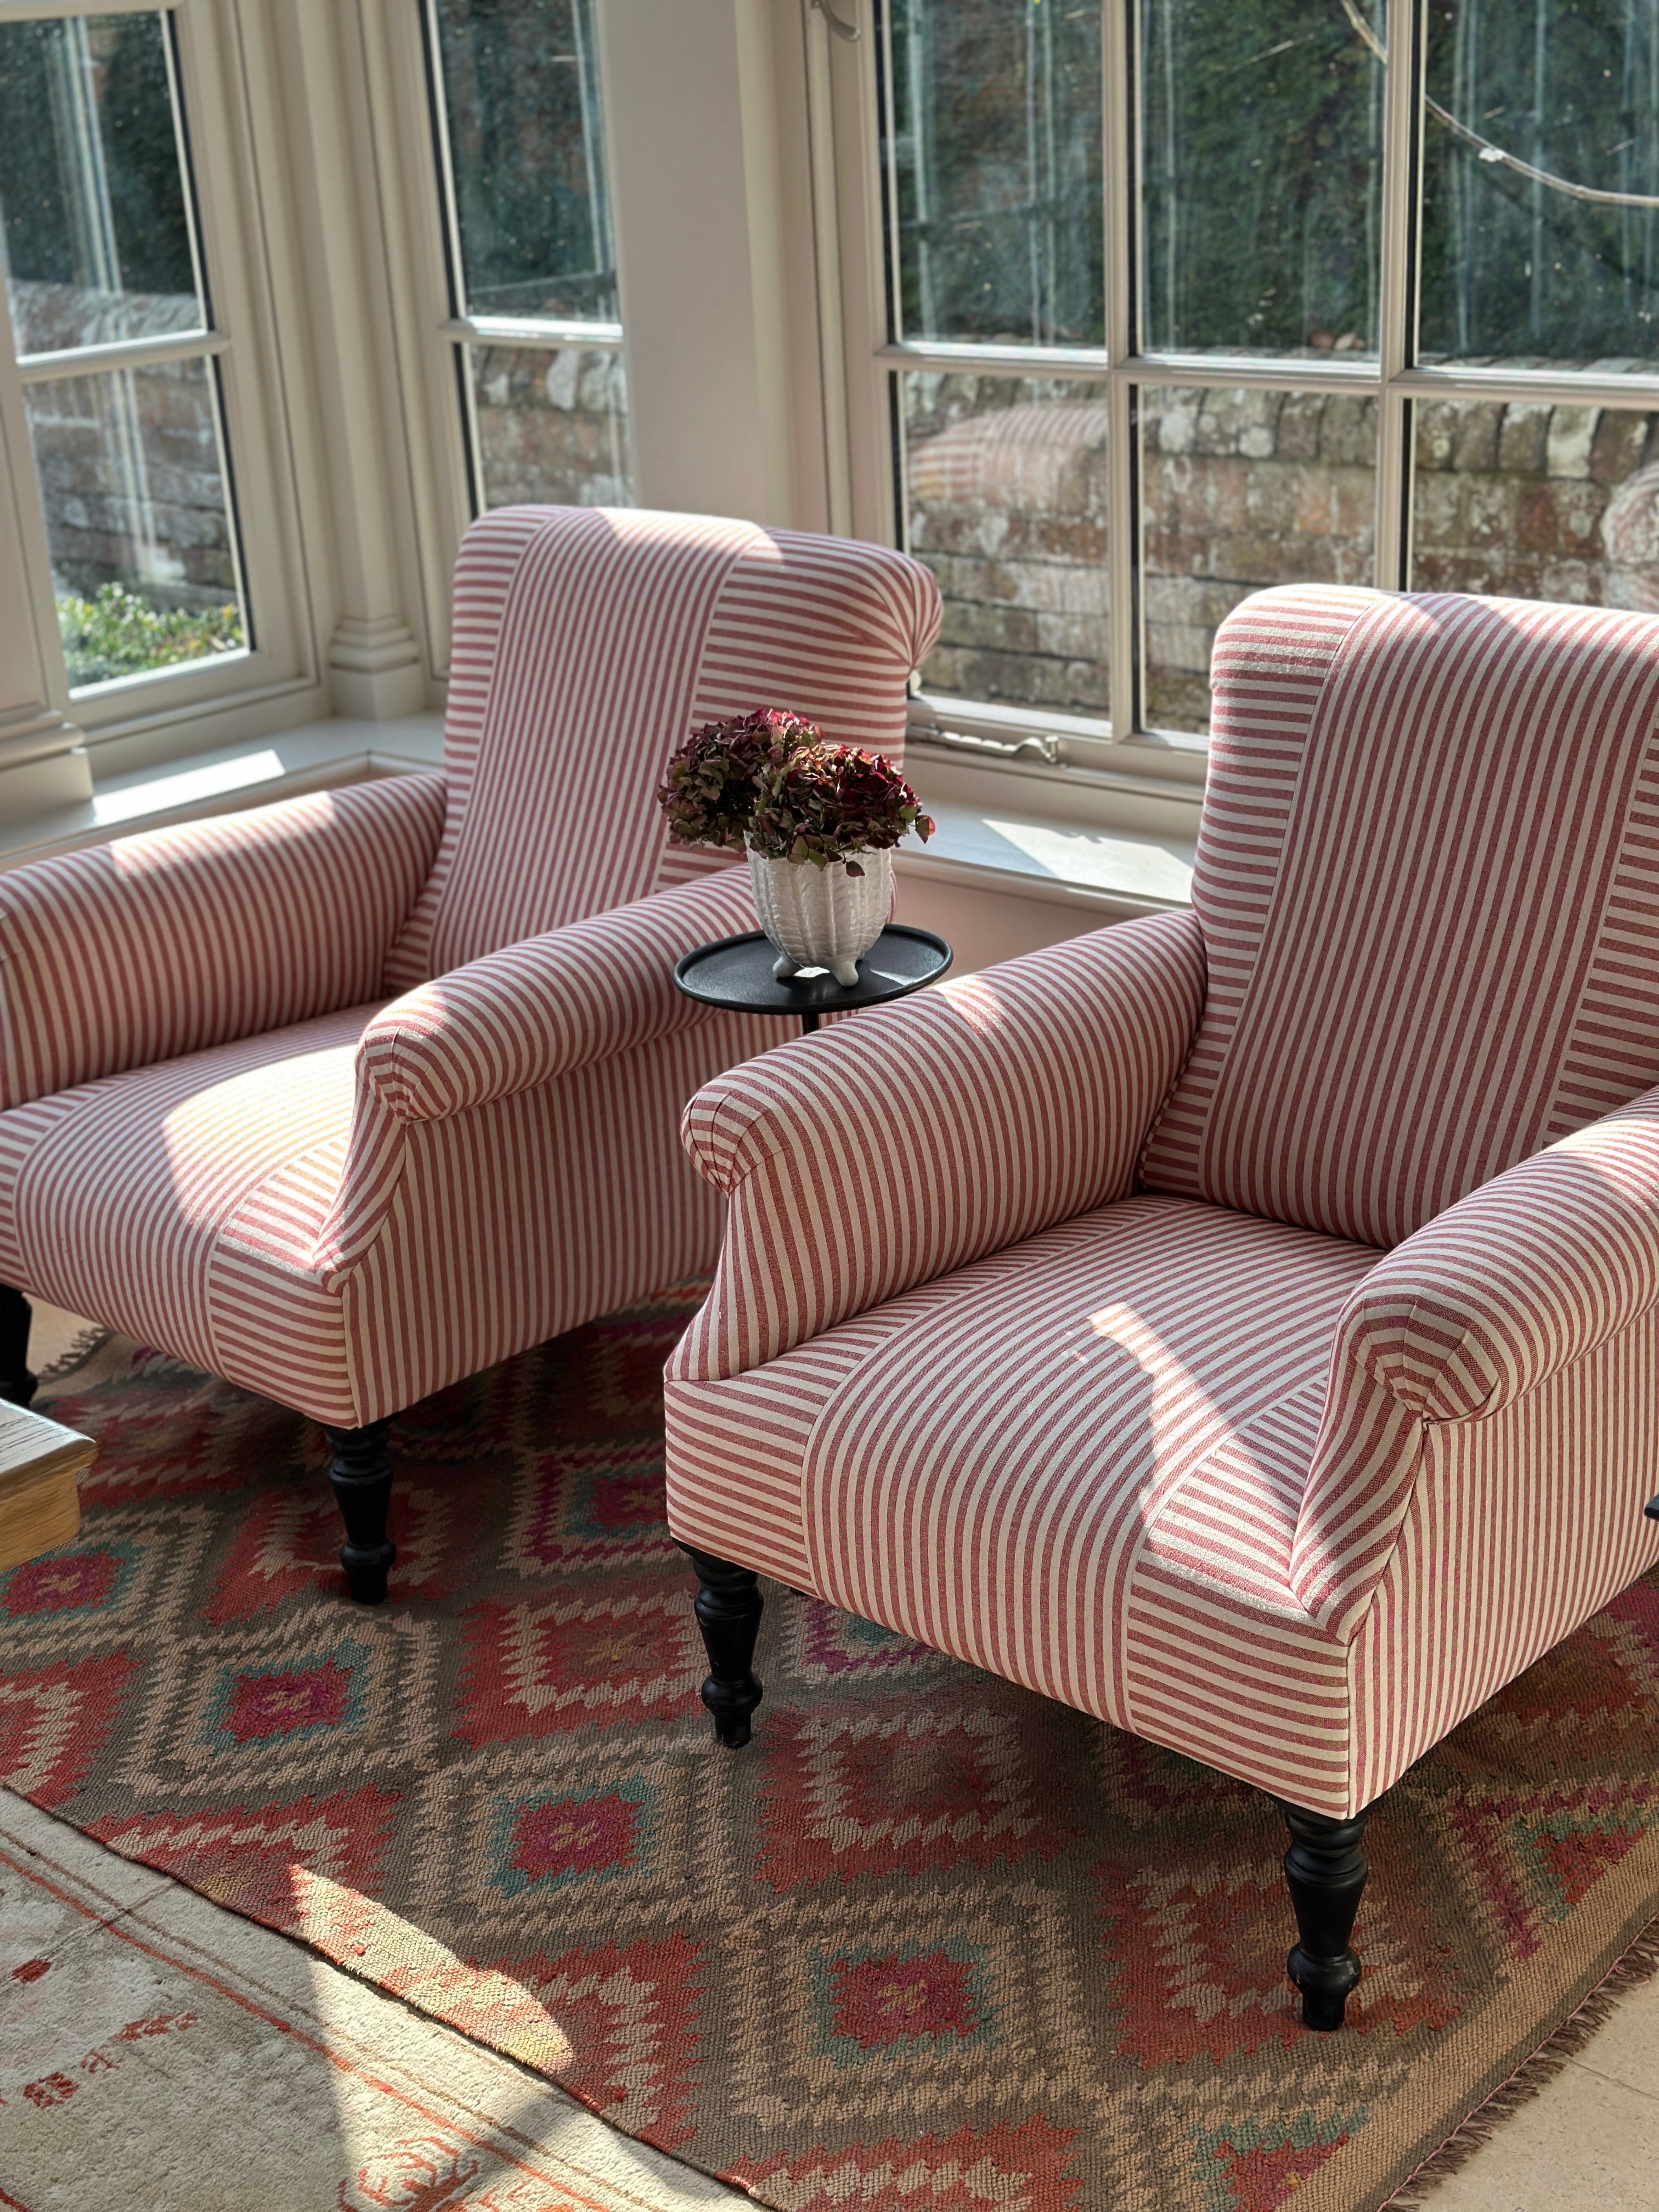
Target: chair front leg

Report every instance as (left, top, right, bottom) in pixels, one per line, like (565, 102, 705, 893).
(324, 1419, 396, 1605)
(680, 1544, 764, 1747)
(1279, 1801, 1370, 2030)
(0, 1286, 37, 1407)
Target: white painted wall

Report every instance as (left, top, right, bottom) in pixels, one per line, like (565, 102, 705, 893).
(597, 0, 793, 524)
(895, 871, 1116, 975)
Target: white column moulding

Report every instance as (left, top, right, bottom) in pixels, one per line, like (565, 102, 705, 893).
(596, 0, 783, 523)
(733, 0, 795, 527)
(270, 1, 427, 720)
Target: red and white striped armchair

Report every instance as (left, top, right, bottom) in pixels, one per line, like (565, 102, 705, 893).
(664, 584, 1659, 2032)
(0, 506, 939, 1602)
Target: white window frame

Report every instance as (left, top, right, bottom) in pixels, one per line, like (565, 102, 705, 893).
(0, 0, 323, 794)
(422, 0, 627, 522)
(815, 0, 1659, 786)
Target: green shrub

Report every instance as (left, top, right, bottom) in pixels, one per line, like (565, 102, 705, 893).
(57, 582, 244, 688)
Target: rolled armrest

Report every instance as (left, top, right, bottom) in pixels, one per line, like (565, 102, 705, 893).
(672, 909, 1206, 1380)
(0, 775, 445, 1109)
(1291, 1085, 1659, 1631)
(356, 864, 757, 1120)
(1330, 1085, 1659, 1423)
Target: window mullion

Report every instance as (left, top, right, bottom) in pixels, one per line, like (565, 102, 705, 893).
(1375, 0, 1421, 589)
(1103, 0, 1138, 738)
(14, 330, 227, 382)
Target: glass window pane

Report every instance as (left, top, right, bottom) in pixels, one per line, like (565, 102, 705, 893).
(25, 359, 246, 690)
(1412, 398, 1659, 610)
(899, 372, 1110, 713)
(884, 0, 1103, 347)
(468, 343, 631, 510)
(1420, 2, 1659, 368)
(0, 12, 201, 356)
(1141, 0, 1384, 358)
(435, 0, 617, 323)
(1141, 385, 1377, 732)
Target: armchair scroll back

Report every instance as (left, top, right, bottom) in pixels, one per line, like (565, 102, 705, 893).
(385, 507, 941, 987)
(1138, 586, 1659, 1248)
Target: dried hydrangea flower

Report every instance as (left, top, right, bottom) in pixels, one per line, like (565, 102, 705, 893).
(747, 741, 934, 870)
(657, 708, 818, 849)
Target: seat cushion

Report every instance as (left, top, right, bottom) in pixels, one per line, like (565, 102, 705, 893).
(668, 1196, 1385, 1802)
(0, 1005, 381, 1403)
(802, 1188, 1378, 1688)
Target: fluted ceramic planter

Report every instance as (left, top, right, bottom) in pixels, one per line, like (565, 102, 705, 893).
(746, 843, 893, 987)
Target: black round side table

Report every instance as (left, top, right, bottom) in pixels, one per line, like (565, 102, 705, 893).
(673, 925, 953, 1035)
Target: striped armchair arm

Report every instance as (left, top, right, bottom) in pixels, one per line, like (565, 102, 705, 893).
(0, 776, 447, 1110)
(1292, 1084, 1659, 1633)
(355, 864, 757, 1120)
(671, 910, 1207, 1381)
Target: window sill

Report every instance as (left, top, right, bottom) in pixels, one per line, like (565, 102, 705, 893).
(0, 710, 1195, 922)
(901, 743, 1198, 917)
(899, 797, 1193, 916)
(0, 714, 444, 872)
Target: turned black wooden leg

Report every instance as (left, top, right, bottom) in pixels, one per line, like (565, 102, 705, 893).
(1279, 1801, 1370, 2031)
(0, 1286, 37, 1408)
(324, 1419, 396, 1605)
(680, 1544, 763, 1747)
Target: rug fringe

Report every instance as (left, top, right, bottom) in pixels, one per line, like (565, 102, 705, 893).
(1383, 1917, 1659, 2205)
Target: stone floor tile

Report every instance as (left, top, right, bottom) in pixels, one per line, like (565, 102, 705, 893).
(1423, 2056, 1659, 2210)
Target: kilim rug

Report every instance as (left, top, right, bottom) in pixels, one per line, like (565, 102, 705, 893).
(4, 1293, 1659, 2212)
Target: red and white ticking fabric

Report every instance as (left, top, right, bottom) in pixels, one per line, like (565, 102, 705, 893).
(0, 507, 941, 1429)
(666, 585, 1659, 1819)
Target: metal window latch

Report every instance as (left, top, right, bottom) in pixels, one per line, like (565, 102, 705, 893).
(808, 0, 861, 41)
(912, 718, 1061, 766)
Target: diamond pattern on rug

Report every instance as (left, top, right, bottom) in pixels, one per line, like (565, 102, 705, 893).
(397, 1737, 705, 1949)
(755, 1699, 1074, 1889)
(0, 1651, 138, 1807)
(1190, 2115, 1361, 2212)
(459, 1583, 703, 1742)
(723, 2115, 1083, 2211)
(724, 1881, 1087, 2132)
(4, 1295, 1659, 2212)
(506, 1439, 681, 1571)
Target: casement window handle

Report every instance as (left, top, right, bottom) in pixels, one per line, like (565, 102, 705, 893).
(808, 0, 861, 41)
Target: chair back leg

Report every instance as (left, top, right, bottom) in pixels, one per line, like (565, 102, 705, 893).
(325, 1419, 396, 1604)
(681, 1544, 764, 1747)
(1279, 1801, 1370, 2030)
(0, 1287, 36, 1407)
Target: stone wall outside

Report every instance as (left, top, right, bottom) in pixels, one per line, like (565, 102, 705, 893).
(904, 373, 1659, 732)
(22, 304, 1659, 735)
(16, 285, 238, 613)
(19, 310, 631, 618)
(469, 344, 631, 511)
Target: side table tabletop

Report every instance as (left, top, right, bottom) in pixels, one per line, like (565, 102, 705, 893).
(673, 924, 952, 1035)
(0, 1397, 95, 1571)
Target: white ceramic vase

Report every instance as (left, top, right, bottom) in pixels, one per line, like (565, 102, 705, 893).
(746, 844, 893, 988)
